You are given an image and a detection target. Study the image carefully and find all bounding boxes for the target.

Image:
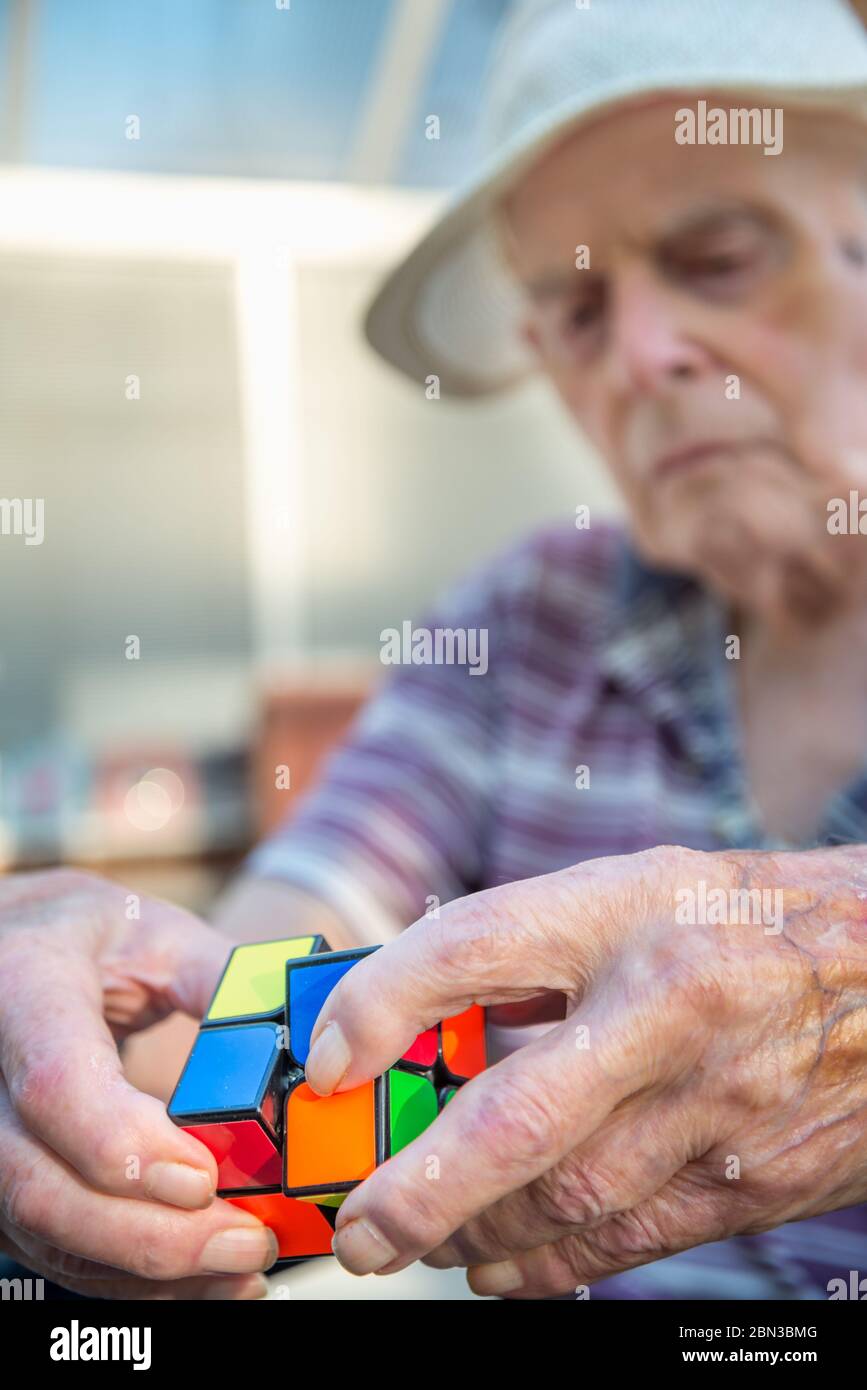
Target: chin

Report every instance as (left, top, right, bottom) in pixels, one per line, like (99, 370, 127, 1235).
(630, 520, 708, 578)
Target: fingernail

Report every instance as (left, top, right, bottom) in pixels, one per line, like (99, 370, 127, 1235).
(146, 1162, 214, 1209)
(332, 1218, 398, 1274)
(306, 1021, 351, 1095)
(468, 1260, 524, 1296)
(201, 1226, 279, 1274)
(202, 1275, 270, 1300)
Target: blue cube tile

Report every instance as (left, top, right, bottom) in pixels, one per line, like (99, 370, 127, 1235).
(285, 948, 378, 1068)
(169, 1022, 282, 1120)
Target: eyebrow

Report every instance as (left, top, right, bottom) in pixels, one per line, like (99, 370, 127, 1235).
(656, 198, 778, 243)
(520, 268, 603, 302)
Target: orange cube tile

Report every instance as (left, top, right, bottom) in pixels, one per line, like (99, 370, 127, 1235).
(441, 1004, 486, 1082)
(283, 1078, 382, 1198)
(225, 1191, 334, 1260)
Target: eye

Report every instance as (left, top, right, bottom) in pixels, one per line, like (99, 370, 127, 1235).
(673, 240, 763, 288)
(840, 236, 867, 267)
(562, 280, 607, 335)
(686, 250, 754, 275)
(523, 278, 607, 365)
(660, 217, 783, 301)
(569, 299, 602, 330)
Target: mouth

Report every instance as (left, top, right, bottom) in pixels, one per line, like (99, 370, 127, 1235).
(652, 441, 739, 480)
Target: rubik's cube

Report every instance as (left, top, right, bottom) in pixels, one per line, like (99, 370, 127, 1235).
(168, 936, 486, 1265)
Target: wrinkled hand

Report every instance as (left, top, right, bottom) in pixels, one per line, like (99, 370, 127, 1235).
(305, 845, 867, 1297)
(0, 869, 278, 1298)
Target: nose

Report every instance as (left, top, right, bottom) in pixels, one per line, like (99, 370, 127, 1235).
(605, 263, 715, 393)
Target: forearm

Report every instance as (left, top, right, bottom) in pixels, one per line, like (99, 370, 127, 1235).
(209, 874, 404, 951)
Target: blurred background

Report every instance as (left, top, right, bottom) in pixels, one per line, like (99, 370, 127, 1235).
(0, 0, 617, 913)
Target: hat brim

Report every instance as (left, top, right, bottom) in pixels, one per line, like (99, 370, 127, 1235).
(364, 80, 867, 399)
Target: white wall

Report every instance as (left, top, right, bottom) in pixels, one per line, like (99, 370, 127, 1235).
(0, 168, 620, 748)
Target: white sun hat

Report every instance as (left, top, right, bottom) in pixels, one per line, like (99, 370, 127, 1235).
(363, 0, 867, 398)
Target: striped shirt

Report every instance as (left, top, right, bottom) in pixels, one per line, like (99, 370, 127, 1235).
(247, 520, 867, 1299)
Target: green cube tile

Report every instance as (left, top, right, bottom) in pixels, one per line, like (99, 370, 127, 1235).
(388, 1069, 438, 1156)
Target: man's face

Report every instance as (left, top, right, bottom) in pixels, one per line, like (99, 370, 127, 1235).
(502, 98, 867, 625)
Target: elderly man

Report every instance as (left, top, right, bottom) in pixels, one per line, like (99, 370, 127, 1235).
(2, 0, 867, 1300)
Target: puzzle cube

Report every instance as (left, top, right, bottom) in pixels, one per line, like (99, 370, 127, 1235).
(283, 1067, 438, 1199)
(284, 946, 455, 1074)
(168, 936, 490, 1259)
(168, 1022, 286, 1193)
(225, 1192, 334, 1264)
(204, 933, 328, 1027)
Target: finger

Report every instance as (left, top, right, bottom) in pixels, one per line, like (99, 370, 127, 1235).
(422, 1086, 709, 1269)
(468, 1239, 585, 1299)
(331, 996, 677, 1276)
(100, 891, 233, 1031)
(0, 1232, 267, 1300)
(467, 1172, 733, 1299)
(0, 867, 228, 1026)
(0, 1095, 279, 1282)
(305, 875, 600, 1095)
(0, 898, 229, 1207)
